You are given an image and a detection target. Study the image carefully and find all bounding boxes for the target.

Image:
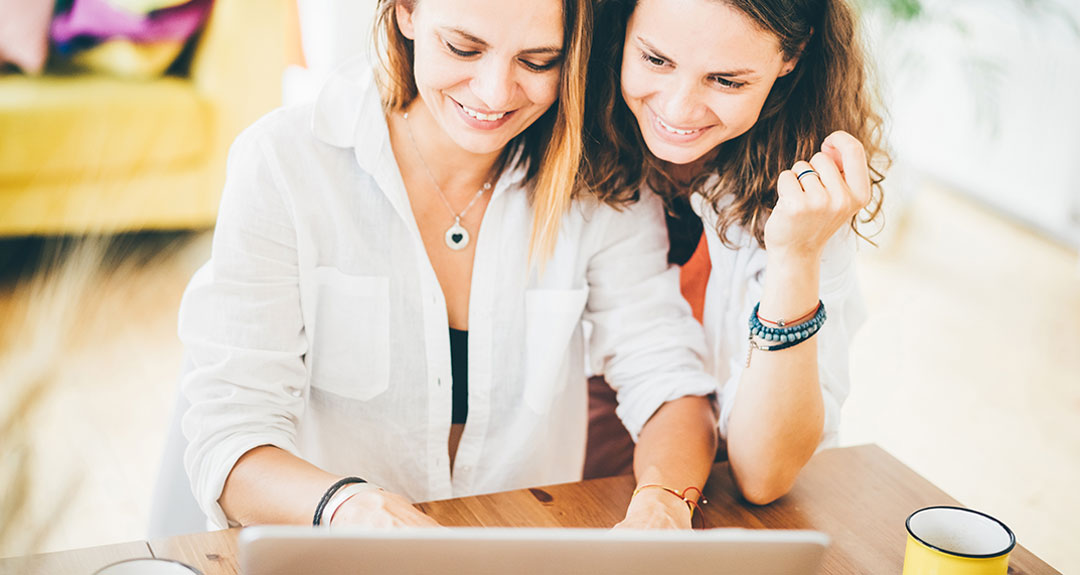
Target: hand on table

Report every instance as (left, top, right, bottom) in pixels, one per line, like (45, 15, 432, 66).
(613, 487, 695, 530)
(329, 488, 442, 528)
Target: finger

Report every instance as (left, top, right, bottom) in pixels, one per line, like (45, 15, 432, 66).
(404, 506, 441, 526)
(820, 141, 843, 174)
(395, 512, 439, 528)
(821, 131, 870, 203)
(792, 161, 829, 216)
(776, 169, 803, 204)
(792, 160, 826, 199)
(415, 507, 442, 527)
(808, 152, 846, 200)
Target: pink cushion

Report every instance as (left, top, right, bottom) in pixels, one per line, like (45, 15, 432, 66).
(51, 0, 212, 45)
(0, 0, 55, 75)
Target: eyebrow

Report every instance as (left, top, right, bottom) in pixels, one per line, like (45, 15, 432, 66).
(444, 27, 563, 56)
(637, 36, 757, 77)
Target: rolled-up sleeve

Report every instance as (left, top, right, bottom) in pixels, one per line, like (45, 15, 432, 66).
(716, 229, 866, 449)
(179, 122, 308, 529)
(585, 192, 719, 440)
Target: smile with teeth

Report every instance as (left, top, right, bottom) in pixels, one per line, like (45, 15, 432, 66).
(460, 103, 509, 122)
(656, 115, 702, 135)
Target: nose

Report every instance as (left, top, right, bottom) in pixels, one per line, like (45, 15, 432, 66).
(471, 57, 515, 111)
(659, 75, 705, 126)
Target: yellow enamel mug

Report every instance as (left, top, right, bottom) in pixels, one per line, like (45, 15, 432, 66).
(902, 506, 1016, 574)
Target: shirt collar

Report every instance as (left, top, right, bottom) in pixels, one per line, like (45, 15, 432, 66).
(310, 55, 393, 175)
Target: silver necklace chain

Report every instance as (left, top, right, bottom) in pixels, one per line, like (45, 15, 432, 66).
(403, 112, 491, 250)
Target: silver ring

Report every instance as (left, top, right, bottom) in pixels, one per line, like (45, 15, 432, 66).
(796, 169, 818, 181)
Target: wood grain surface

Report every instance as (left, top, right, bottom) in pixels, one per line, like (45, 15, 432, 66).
(10, 445, 1060, 574)
(150, 529, 240, 575)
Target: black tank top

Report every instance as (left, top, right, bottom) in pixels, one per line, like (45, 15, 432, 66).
(449, 328, 468, 424)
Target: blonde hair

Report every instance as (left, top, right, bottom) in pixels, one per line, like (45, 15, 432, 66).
(373, 0, 593, 263)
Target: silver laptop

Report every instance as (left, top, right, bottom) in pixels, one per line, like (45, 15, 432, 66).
(238, 526, 829, 574)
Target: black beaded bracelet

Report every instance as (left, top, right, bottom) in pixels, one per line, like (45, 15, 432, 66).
(313, 476, 368, 526)
(745, 301, 827, 367)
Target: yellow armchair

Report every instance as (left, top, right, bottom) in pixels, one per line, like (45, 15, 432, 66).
(0, 0, 296, 236)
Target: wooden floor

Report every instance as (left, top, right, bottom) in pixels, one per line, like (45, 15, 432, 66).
(1, 182, 1077, 572)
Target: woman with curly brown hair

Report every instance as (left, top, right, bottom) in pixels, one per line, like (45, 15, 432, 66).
(583, 0, 888, 504)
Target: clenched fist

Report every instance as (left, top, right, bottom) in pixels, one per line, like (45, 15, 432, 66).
(763, 130, 871, 259)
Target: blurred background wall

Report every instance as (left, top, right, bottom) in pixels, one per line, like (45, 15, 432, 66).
(869, 0, 1080, 250)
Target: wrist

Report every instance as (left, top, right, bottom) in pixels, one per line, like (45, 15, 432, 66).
(314, 476, 379, 527)
(329, 485, 385, 526)
(760, 254, 821, 320)
(764, 249, 821, 275)
(632, 484, 704, 515)
(631, 488, 692, 523)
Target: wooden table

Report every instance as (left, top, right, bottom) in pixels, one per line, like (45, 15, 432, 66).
(1, 445, 1060, 574)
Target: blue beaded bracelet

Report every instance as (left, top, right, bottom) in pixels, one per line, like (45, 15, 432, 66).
(745, 301, 826, 367)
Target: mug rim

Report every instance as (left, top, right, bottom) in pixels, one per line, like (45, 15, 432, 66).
(93, 557, 203, 575)
(905, 505, 1016, 559)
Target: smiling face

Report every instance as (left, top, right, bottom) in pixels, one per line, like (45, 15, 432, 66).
(396, 0, 565, 155)
(619, 0, 797, 166)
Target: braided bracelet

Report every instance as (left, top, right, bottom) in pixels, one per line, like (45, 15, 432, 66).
(756, 301, 819, 327)
(632, 484, 708, 517)
(745, 300, 826, 367)
(313, 476, 368, 526)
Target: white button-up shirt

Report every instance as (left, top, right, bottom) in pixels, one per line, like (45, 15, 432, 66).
(691, 193, 867, 449)
(179, 60, 717, 528)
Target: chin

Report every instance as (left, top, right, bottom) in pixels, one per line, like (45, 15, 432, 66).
(443, 111, 526, 156)
(644, 138, 711, 166)
(449, 131, 514, 156)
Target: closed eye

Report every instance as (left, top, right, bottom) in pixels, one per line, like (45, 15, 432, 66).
(520, 57, 561, 72)
(640, 50, 667, 68)
(710, 76, 745, 89)
(445, 40, 479, 58)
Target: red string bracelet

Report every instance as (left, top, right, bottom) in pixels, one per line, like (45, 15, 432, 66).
(680, 486, 707, 506)
(632, 484, 708, 518)
(756, 301, 821, 327)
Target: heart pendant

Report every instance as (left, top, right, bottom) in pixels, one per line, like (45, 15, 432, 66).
(445, 221, 469, 250)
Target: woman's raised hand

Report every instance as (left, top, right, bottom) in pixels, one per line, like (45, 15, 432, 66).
(763, 130, 872, 259)
(329, 488, 443, 528)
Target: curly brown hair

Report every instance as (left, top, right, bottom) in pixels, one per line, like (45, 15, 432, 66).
(582, 0, 888, 249)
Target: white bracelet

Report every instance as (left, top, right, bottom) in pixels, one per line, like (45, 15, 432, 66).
(320, 482, 381, 527)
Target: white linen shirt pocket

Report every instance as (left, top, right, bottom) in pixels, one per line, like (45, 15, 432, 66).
(523, 287, 589, 414)
(308, 266, 390, 401)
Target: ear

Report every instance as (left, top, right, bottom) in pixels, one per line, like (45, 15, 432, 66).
(779, 32, 811, 77)
(779, 59, 798, 77)
(396, 2, 417, 40)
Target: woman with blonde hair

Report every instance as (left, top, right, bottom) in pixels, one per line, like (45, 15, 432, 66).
(179, 0, 719, 531)
(583, 0, 887, 503)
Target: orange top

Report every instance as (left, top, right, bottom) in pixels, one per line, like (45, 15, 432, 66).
(679, 231, 711, 325)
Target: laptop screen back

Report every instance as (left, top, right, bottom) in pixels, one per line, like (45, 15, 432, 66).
(238, 526, 828, 575)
